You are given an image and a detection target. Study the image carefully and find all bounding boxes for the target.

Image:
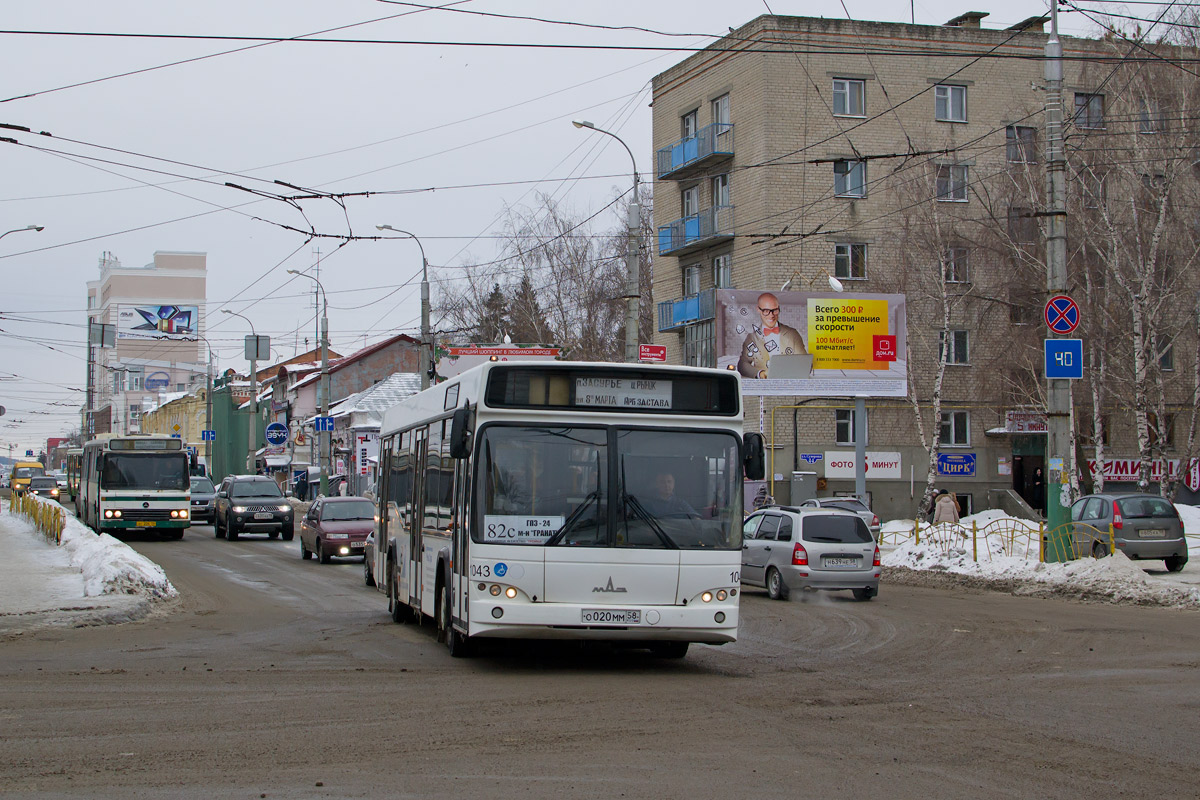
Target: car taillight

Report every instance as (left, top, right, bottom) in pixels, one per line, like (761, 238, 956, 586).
(873, 546, 881, 567)
(1112, 501, 1123, 530)
(792, 543, 808, 566)
(871, 515, 880, 528)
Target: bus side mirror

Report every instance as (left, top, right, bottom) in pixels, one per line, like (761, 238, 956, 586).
(449, 406, 473, 459)
(743, 433, 765, 481)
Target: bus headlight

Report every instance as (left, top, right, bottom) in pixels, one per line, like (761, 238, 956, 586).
(505, 587, 517, 599)
(170, 510, 178, 518)
(104, 510, 113, 519)
(716, 590, 728, 601)
(180, 509, 188, 519)
(702, 591, 713, 603)
(489, 585, 501, 596)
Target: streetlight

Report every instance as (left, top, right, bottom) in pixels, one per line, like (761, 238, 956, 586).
(375, 225, 432, 390)
(287, 269, 331, 498)
(573, 120, 640, 363)
(0, 224, 44, 242)
(222, 309, 261, 474)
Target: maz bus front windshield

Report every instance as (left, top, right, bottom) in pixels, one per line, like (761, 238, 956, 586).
(100, 453, 188, 491)
(477, 425, 742, 550)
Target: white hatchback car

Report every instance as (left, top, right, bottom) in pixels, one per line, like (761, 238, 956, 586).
(741, 507, 880, 601)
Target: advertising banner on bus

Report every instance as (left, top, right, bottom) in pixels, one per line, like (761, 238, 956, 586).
(116, 304, 200, 340)
(715, 290, 907, 397)
(436, 344, 561, 380)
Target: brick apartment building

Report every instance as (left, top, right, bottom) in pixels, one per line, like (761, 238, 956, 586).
(650, 13, 1200, 519)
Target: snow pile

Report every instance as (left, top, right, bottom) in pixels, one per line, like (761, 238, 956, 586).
(35, 497, 177, 599)
(881, 507, 1200, 609)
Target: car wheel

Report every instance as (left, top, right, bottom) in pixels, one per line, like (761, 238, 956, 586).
(852, 587, 877, 601)
(281, 525, 294, 541)
(1092, 540, 1109, 558)
(441, 582, 473, 658)
(318, 540, 331, 564)
(649, 641, 689, 659)
(766, 567, 789, 600)
(364, 556, 375, 587)
(226, 522, 239, 541)
(214, 514, 223, 538)
(1165, 555, 1188, 573)
(268, 530, 279, 540)
(300, 538, 311, 560)
(388, 560, 407, 624)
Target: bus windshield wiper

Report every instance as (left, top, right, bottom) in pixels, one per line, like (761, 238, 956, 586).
(623, 492, 678, 549)
(545, 490, 600, 546)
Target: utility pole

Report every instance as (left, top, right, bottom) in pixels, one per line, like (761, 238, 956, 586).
(1044, 4, 1071, 558)
(375, 226, 431, 389)
(288, 269, 330, 495)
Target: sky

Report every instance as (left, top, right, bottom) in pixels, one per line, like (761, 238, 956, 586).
(0, 1, 1107, 455)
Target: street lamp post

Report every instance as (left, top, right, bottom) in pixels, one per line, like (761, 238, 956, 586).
(288, 269, 331, 497)
(375, 225, 431, 389)
(222, 310, 259, 474)
(573, 120, 640, 364)
(0, 224, 44, 242)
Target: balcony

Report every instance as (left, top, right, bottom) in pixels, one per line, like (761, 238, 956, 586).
(657, 123, 734, 181)
(658, 288, 716, 332)
(657, 205, 734, 257)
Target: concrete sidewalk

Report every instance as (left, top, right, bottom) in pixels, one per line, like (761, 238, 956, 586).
(0, 500, 153, 639)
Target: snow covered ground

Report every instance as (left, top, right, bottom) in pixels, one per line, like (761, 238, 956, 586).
(879, 505, 1200, 609)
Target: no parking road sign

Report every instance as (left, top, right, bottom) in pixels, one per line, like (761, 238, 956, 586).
(1044, 295, 1080, 334)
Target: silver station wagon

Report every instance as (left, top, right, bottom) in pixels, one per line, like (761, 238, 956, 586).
(741, 507, 880, 601)
(1069, 493, 1188, 571)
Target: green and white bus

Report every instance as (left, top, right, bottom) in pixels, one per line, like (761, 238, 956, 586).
(367, 361, 764, 658)
(78, 434, 191, 539)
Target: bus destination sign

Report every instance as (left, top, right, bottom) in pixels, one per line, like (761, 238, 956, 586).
(575, 377, 672, 409)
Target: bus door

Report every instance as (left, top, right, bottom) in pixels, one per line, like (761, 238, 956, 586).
(408, 427, 427, 610)
(451, 453, 470, 630)
(375, 440, 393, 593)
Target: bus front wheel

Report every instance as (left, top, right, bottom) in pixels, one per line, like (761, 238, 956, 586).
(388, 561, 407, 624)
(440, 582, 473, 658)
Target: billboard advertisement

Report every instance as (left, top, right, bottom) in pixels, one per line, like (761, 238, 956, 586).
(116, 304, 199, 340)
(715, 290, 907, 397)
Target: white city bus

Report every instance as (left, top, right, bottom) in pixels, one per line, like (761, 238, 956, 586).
(78, 434, 191, 539)
(64, 447, 83, 503)
(367, 361, 764, 657)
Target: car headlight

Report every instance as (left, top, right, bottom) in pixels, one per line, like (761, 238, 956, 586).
(232, 506, 247, 513)
(277, 505, 290, 512)
(51, 489, 59, 496)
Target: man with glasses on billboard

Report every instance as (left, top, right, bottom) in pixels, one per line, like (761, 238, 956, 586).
(737, 292, 807, 379)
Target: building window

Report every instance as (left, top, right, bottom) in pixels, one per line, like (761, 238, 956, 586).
(681, 109, 698, 138)
(834, 160, 866, 198)
(832, 78, 865, 117)
(711, 93, 730, 125)
(712, 173, 730, 207)
(1139, 100, 1165, 134)
(939, 329, 970, 365)
(834, 243, 867, 279)
(684, 321, 715, 368)
(935, 84, 967, 122)
(1082, 171, 1106, 209)
(713, 254, 732, 288)
(1007, 206, 1037, 243)
(127, 369, 143, 392)
(940, 410, 970, 446)
(1159, 335, 1175, 371)
(1006, 126, 1037, 163)
(835, 409, 867, 445)
(681, 185, 699, 217)
(1146, 412, 1176, 448)
(944, 246, 969, 283)
(1074, 93, 1105, 129)
(936, 164, 968, 202)
(683, 265, 701, 296)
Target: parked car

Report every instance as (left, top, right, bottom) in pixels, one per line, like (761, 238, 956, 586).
(299, 496, 375, 563)
(189, 475, 217, 524)
(741, 507, 880, 600)
(796, 497, 881, 538)
(214, 475, 294, 541)
(48, 471, 68, 489)
(1070, 493, 1187, 571)
(27, 476, 61, 501)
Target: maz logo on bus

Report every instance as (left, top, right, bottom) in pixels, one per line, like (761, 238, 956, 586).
(592, 577, 627, 593)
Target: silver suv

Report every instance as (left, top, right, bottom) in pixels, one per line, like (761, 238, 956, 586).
(741, 507, 880, 601)
(797, 497, 881, 538)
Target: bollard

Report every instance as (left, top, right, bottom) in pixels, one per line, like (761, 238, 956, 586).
(972, 520, 978, 562)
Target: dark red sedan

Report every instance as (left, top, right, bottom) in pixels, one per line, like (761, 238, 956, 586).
(299, 496, 376, 564)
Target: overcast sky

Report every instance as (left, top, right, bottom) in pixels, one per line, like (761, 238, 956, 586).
(0, 1, 1102, 454)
